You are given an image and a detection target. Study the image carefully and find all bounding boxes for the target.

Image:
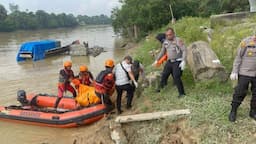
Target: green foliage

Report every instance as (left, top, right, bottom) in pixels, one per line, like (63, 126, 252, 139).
(131, 16, 256, 143)
(77, 14, 112, 25)
(211, 17, 256, 71)
(174, 17, 209, 44)
(0, 17, 15, 32)
(111, 0, 249, 40)
(112, 0, 171, 39)
(133, 38, 159, 66)
(0, 3, 112, 32)
(196, 0, 249, 16)
(9, 3, 19, 13)
(0, 4, 7, 21)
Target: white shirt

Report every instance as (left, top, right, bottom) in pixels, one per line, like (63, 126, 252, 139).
(114, 61, 132, 86)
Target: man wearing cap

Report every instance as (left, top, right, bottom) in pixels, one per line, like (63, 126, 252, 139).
(229, 34, 256, 122)
(55, 60, 76, 109)
(153, 27, 186, 97)
(114, 56, 138, 114)
(94, 59, 116, 110)
(77, 65, 94, 86)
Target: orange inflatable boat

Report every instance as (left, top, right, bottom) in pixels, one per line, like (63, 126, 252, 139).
(0, 90, 108, 128)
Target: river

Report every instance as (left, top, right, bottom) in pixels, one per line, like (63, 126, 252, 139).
(0, 25, 126, 144)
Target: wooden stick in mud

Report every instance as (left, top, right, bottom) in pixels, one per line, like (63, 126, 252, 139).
(115, 109, 190, 123)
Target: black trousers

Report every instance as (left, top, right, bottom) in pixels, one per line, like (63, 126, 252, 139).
(231, 75, 256, 110)
(160, 60, 185, 95)
(54, 97, 62, 108)
(95, 92, 114, 112)
(116, 84, 135, 112)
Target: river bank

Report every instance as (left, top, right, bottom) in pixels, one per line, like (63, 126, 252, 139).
(103, 16, 256, 143)
(58, 16, 256, 144)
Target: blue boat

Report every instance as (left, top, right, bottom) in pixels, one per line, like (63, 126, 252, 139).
(16, 40, 70, 62)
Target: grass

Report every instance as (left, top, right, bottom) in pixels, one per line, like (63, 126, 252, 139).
(130, 16, 256, 143)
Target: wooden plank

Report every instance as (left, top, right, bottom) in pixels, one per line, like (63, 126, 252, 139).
(115, 109, 190, 123)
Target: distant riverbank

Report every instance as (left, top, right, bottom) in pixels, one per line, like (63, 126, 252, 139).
(0, 3, 111, 32)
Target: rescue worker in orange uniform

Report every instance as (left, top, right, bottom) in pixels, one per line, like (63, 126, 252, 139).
(77, 65, 94, 86)
(55, 61, 76, 108)
(94, 59, 115, 111)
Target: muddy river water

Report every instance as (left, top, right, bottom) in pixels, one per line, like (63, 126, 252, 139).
(0, 25, 126, 144)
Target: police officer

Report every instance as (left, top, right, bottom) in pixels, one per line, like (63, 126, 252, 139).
(229, 34, 256, 122)
(153, 27, 186, 97)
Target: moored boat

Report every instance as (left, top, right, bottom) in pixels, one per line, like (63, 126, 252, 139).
(0, 91, 108, 128)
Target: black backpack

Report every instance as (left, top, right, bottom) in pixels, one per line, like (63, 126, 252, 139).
(131, 60, 140, 81)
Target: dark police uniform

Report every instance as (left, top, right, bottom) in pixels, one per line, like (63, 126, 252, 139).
(156, 37, 186, 96)
(229, 36, 256, 122)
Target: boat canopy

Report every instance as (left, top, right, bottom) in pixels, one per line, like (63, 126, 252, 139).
(16, 40, 60, 62)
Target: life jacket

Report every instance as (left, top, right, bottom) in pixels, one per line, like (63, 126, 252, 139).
(79, 71, 93, 86)
(95, 68, 115, 95)
(58, 69, 74, 86)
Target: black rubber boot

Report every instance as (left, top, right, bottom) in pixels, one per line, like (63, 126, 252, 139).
(54, 97, 61, 109)
(229, 106, 238, 122)
(249, 109, 256, 120)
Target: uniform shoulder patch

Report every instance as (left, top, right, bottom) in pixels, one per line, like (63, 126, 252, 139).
(163, 41, 169, 48)
(240, 41, 246, 48)
(249, 40, 256, 46)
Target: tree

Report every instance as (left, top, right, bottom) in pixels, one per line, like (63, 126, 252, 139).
(111, 0, 250, 39)
(77, 14, 111, 25)
(36, 10, 49, 28)
(112, 0, 172, 38)
(0, 4, 111, 32)
(47, 13, 58, 28)
(0, 4, 7, 21)
(9, 3, 19, 13)
(0, 16, 15, 32)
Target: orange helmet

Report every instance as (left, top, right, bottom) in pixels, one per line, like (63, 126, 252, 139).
(64, 61, 72, 67)
(72, 79, 80, 86)
(80, 65, 88, 72)
(105, 59, 114, 68)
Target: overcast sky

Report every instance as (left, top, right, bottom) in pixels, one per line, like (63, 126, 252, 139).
(0, 0, 121, 16)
